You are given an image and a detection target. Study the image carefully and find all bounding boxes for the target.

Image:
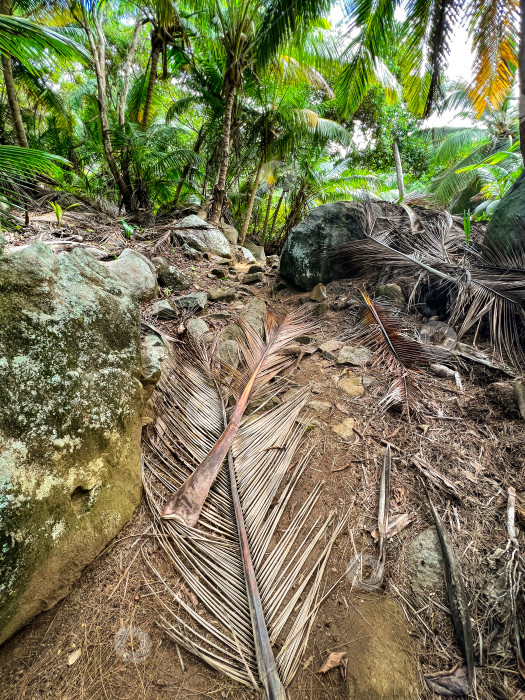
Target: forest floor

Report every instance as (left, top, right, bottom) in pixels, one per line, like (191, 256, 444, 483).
(0, 210, 524, 700)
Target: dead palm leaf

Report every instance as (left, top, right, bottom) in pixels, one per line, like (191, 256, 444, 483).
(351, 291, 431, 413)
(161, 305, 318, 527)
(142, 346, 345, 698)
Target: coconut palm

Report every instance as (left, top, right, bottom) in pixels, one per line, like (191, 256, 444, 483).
(188, 0, 333, 225)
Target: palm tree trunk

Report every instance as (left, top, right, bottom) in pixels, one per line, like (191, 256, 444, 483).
(0, 0, 27, 147)
(142, 42, 161, 130)
(269, 189, 285, 239)
(172, 125, 206, 206)
(1, 54, 27, 147)
(393, 139, 405, 199)
(240, 152, 264, 244)
(81, 6, 132, 210)
(209, 84, 235, 225)
(119, 17, 143, 126)
(518, 0, 525, 162)
(260, 184, 274, 246)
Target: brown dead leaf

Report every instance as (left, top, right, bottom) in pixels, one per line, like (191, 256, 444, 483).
(371, 513, 414, 542)
(335, 402, 350, 415)
(425, 663, 475, 696)
(318, 651, 347, 678)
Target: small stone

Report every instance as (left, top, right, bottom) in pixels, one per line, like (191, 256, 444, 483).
(266, 254, 279, 267)
(295, 335, 315, 345)
(376, 283, 405, 306)
(307, 400, 332, 412)
(181, 243, 202, 260)
(319, 339, 342, 355)
(172, 291, 207, 310)
(332, 417, 355, 439)
(362, 376, 373, 388)
(207, 287, 236, 302)
(243, 241, 266, 265)
(310, 382, 324, 394)
(337, 346, 371, 366)
(205, 311, 230, 320)
(273, 280, 288, 293)
(151, 256, 164, 269)
(408, 527, 444, 593)
(339, 377, 364, 397)
(219, 338, 239, 365)
(210, 268, 226, 278)
(248, 264, 264, 274)
(151, 299, 178, 319)
(242, 297, 266, 337)
(186, 318, 209, 340)
(314, 302, 328, 316)
(429, 363, 456, 379)
(239, 247, 256, 263)
(157, 263, 191, 290)
(309, 282, 327, 302)
(242, 272, 265, 284)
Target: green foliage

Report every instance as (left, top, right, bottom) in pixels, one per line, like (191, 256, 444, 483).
(122, 220, 134, 239)
(49, 201, 63, 226)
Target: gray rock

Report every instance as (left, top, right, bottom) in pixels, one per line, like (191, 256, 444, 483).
(181, 243, 202, 260)
(337, 345, 371, 366)
(174, 215, 231, 258)
(362, 375, 373, 388)
(248, 264, 264, 274)
(211, 268, 226, 278)
(376, 282, 405, 306)
(309, 282, 327, 302)
(219, 338, 239, 365)
(242, 297, 266, 337)
(83, 246, 109, 261)
(0, 243, 145, 644)
(280, 201, 367, 289)
(314, 302, 328, 316)
(157, 263, 191, 290)
(105, 248, 158, 301)
(242, 272, 265, 284)
(484, 168, 525, 257)
(332, 417, 355, 439)
(266, 254, 279, 267)
(220, 222, 239, 245)
(141, 332, 169, 399)
(151, 299, 178, 319)
(207, 287, 236, 302)
(345, 594, 419, 699)
(307, 400, 332, 412)
(186, 317, 209, 340)
(243, 241, 266, 265)
(408, 527, 444, 593)
(239, 246, 257, 263)
(151, 256, 164, 269)
(319, 339, 342, 360)
(172, 291, 207, 310)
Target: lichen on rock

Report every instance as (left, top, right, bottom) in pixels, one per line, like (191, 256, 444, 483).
(0, 243, 147, 644)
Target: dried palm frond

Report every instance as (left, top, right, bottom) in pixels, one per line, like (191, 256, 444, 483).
(351, 292, 431, 413)
(162, 306, 318, 527)
(142, 346, 344, 698)
(327, 224, 525, 371)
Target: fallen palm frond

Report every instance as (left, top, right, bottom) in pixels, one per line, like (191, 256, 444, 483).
(325, 203, 525, 372)
(426, 488, 475, 691)
(142, 346, 345, 698)
(162, 305, 318, 527)
(351, 291, 431, 413)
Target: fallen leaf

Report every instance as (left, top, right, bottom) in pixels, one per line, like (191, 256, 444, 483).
(334, 402, 350, 415)
(318, 651, 347, 677)
(425, 663, 475, 696)
(67, 648, 82, 666)
(371, 513, 414, 542)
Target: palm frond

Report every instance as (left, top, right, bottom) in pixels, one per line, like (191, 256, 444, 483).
(0, 15, 90, 73)
(142, 344, 344, 697)
(162, 306, 319, 527)
(349, 291, 431, 412)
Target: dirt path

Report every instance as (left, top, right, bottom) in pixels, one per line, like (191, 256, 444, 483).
(0, 222, 524, 699)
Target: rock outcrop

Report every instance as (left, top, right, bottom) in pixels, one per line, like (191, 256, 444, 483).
(105, 248, 158, 301)
(0, 243, 148, 644)
(173, 215, 231, 258)
(280, 201, 367, 289)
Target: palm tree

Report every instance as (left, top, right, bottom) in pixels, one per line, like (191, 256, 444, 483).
(339, 0, 520, 157)
(190, 0, 332, 225)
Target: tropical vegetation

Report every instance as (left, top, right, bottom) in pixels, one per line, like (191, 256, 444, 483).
(0, 0, 521, 242)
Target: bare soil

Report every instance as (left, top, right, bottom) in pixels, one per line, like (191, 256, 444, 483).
(0, 212, 524, 699)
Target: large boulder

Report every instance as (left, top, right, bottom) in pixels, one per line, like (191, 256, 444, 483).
(105, 248, 158, 301)
(279, 201, 367, 289)
(484, 170, 525, 256)
(0, 243, 147, 644)
(173, 215, 231, 258)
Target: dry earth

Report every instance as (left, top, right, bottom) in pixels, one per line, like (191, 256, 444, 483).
(0, 211, 524, 699)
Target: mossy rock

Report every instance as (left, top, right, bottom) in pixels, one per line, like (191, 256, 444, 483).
(0, 243, 145, 644)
